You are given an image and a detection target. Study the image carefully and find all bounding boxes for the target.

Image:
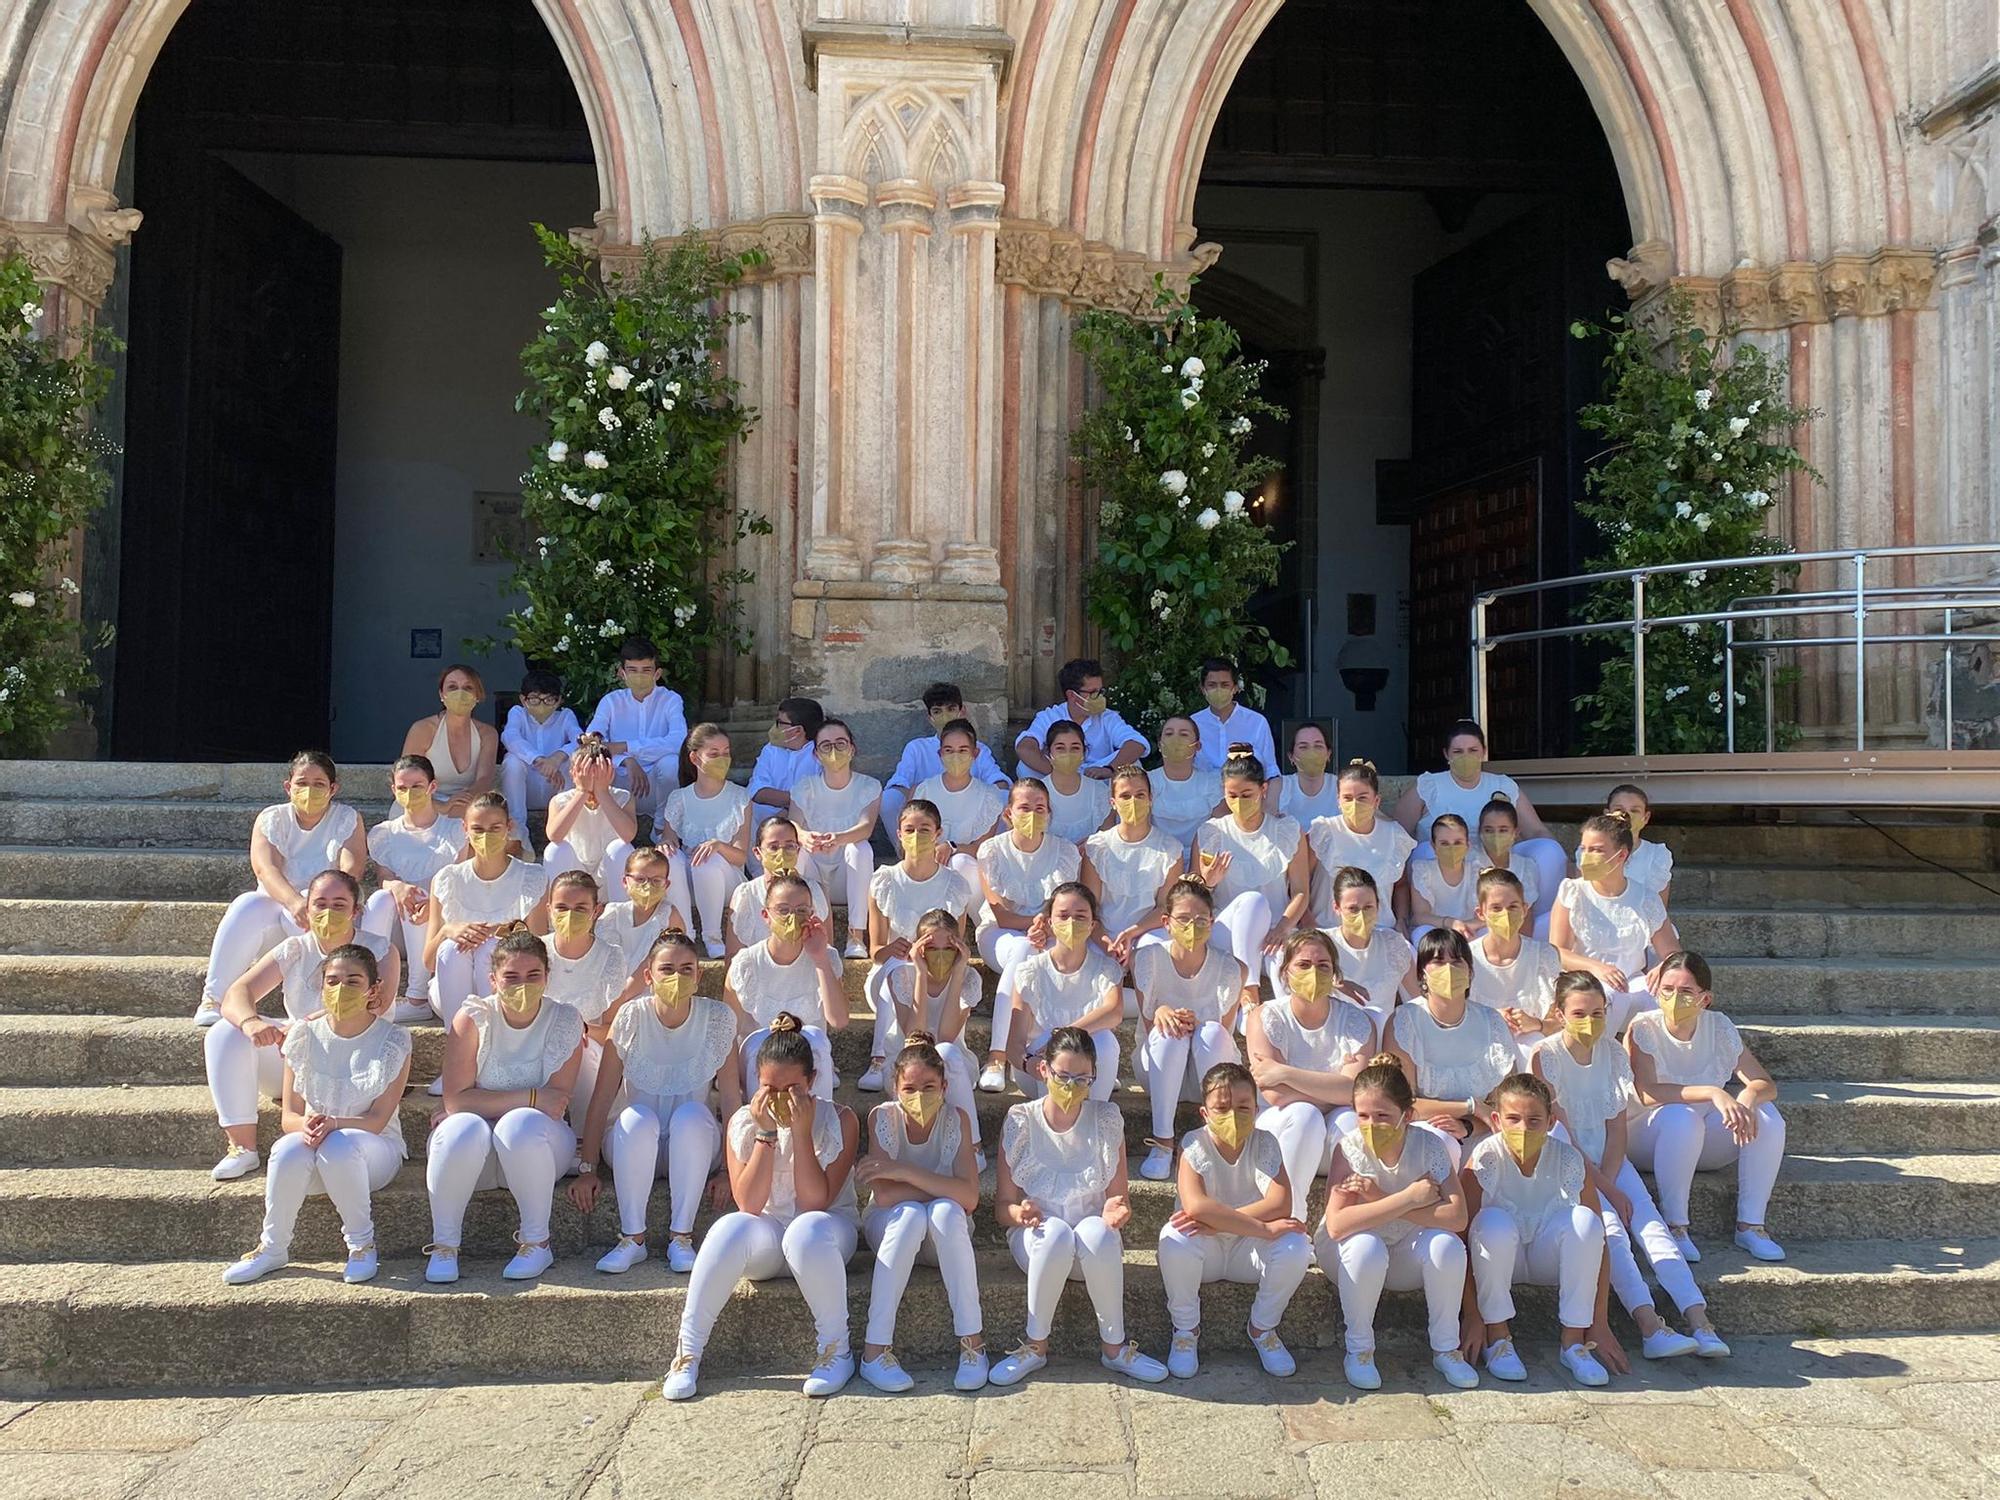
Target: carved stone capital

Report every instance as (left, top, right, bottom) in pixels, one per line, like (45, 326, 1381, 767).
(992, 219, 1214, 314)
(0, 218, 120, 309)
(1629, 247, 1940, 332)
(594, 213, 818, 287)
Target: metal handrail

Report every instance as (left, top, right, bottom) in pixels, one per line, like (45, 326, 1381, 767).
(1469, 542, 2000, 756)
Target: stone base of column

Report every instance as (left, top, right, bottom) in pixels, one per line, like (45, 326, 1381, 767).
(868, 538, 933, 584)
(937, 542, 1001, 586)
(802, 536, 867, 582)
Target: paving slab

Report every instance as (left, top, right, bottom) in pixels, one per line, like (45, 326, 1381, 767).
(132, 1418, 388, 1500)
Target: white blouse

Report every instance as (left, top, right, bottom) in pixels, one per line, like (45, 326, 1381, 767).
(1408, 857, 1482, 924)
(869, 864, 974, 940)
(1013, 946, 1123, 1034)
(1002, 1097, 1124, 1225)
(1131, 943, 1241, 1026)
(282, 1017, 413, 1155)
(545, 934, 629, 1024)
(603, 898, 687, 971)
(1198, 812, 1303, 910)
(548, 788, 634, 868)
(662, 781, 750, 847)
(1628, 1009, 1745, 1089)
(978, 832, 1081, 916)
(1084, 826, 1184, 936)
(869, 1101, 968, 1177)
(610, 994, 737, 1106)
(1556, 877, 1666, 975)
(1624, 839, 1674, 892)
(726, 875, 828, 947)
(1256, 995, 1377, 1073)
(1412, 770, 1522, 847)
(1469, 936, 1561, 1020)
(1181, 1125, 1284, 1215)
(1046, 777, 1112, 844)
(1468, 1131, 1589, 1237)
(255, 802, 361, 889)
(911, 775, 1005, 846)
(1392, 1001, 1517, 1103)
(268, 928, 393, 1022)
(790, 772, 884, 835)
(1147, 766, 1221, 850)
(431, 858, 548, 925)
(1335, 1126, 1454, 1246)
(1332, 926, 1415, 1020)
(366, 813, 466, 887)
(726, 940, 840, 1028)
(1533, 1033, 1638, 1165)
(885, 963, 963, 1036)
(464, 995, 585, 1091)
(1307, 816, 1417, 921)
(1276, 774, 1340, 829)
(728, 1103, 859, 1225)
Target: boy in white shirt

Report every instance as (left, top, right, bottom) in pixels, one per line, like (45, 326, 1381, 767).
(584, 635, 687, 817)
(882, 681, 1011, 831)
(497, 668, 582, 829)
(1015, 657, 1149, 778)
(747, 695, 824, 844)
(1191, 658, 1278, 777)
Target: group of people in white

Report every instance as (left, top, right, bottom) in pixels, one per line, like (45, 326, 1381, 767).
(193, 639, 1788, 1399)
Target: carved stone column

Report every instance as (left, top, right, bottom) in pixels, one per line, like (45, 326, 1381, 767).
(939, 181, 1005, 585)
(870, 177, 941, 583)
(805, 173, 869, 582)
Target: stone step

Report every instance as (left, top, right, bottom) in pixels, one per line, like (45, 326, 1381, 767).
(1670, 864, 2000, 909)
(1673, 907, 2000, 959)
(1544, 820, 1999, 869)
(1706, 956, 2000, 1015)
(0, 800, 393, 850)
(0, 955, 208, 1015)
(0, 761, 394, 803)
(5, 1235, 1995, 1392)
(0, 846, 250, 902)
(0, 899, 226, 957)
(1734, 1016, 2000, 1081)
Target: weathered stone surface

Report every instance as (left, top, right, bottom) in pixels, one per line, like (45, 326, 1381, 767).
(1127, 1392, 1305, 1498)
(0, 1394, 238, 1452)
(584, 1387, 804, 1500)
(1461, 1420, 1669, 1499)
(1585, 1405, 1790, 1471)
(968, 1379, 1128, 1468)
(333, 1382, 641, 1500)
(1761, 1424, 1999, 1500)
(0, 1450, 166, 1500)
(793, 1439, 967, 1500)
(132, 1418, 388, 1500)
(1303, 1439, 1487, 1500)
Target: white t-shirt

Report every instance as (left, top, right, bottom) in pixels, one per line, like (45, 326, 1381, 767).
(1148, 766, 1221, 850)
(1307, 816, 1417, 923)
(1131, 943, 1242, 1026)
(790, 772, 883, 836)
(1533, 1033, 1638, 1165)
(1180, 1126, 1284, 1236)
(725, 940, 841, 1028)
(1198, 812, 1303, 910)
(1413, 770, 1522, 848)
(431, 858, 549, 925)
(1331, 926, 1415, 1021)
(268, 928, 393, 1021)
(910, 775, 1005, 846)
(1013, 946, 1123, 1035)
(1046, 777, 1111, 844)
(282, 1017, 413, 1155)
(611, 995, 736, 1110)
(464, 995, 585, 1091)
(366, 813, 465, 888)
(1083, 826, 1183, 935)
(1556, 878, 1666, 975)
(727, 874, 830, 947)
(1627, 1009, 1745, 1089)
(663, 781, 751, 848)
(869, 863, 974, 940)
(1624, 839, 1673, 892)
(1276, 774, 1340, 829)
(1408, 857, 1481, 925)
(1391, 1001, 1517, 1104)
(1002, 1097, 1123, 1224)
(1335, 1126, 1454, 1246)
(548, 788, 635, 869)
(255, 802, 360, 889)
(727, 1104, 858, 1224)
(1469, 936, 1561, 1019)
(1255, 994, 1376, 1073)
(978, 833, 1081, 916)
(545, 934, 628, 1024)
(1468, 1131, 1589, 1237)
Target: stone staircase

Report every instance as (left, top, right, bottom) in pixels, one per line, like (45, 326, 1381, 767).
(1, 762, 1997, 1393)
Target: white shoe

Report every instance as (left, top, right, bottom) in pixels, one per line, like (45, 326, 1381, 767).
(1139, 1145, 1174, 1181)
(1690, 1326, 1732, 1358)
(974, 1150, 988, 1175)
(1670, 1225, 1701, 1262)
(1484, 1338, 1527, 1381)
(667, 1235, 697, 1274)
(391, 998, 434, 1024)
(857, 1061, 886, 1092)
(977, 1062, 1008, 1094)
(842, 939, 869, 961)
(503, 1240, 555, 1280)
(803, 1343, 855, 1397)
(1343, 1349, 1382, 1391)
(954, 1345, 990, 1391)
(343, 1246, 379, 1284)
(704, 939, 726, 961)
(1432, 1351, 1480, 1389)
(1734, 1226, 1786, 1262)
(193, 996, 224, 1028)
(211, 1146, 260, 1182)
(596, 1236, 649, 1274)
(661, 1352, 700, 1401)
(857, 1351, 914, 1393)
(426, 1076, 444, 1097)
(1641, 1326, 1699, 1360)
(424, 1244, 460, 1284)
(1101, 1343, 1169, 1384)
(1167, 1329, 1199, 1379)
(1560, 1342, 1611, 1387)
(1249, 1326, 1296, 1377)
(987, 1343, 1047, 1387)
(221, 1243, 287, 1285)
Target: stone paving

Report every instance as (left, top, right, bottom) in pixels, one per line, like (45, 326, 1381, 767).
(2, 1333, 1997, 1499)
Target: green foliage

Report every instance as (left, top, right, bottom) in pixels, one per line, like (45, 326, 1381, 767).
(0, 257, 116, 755)
(485, 226, 767, 706)
(1072, 283, 1290, 739)
(1570, 291, 1817, 753)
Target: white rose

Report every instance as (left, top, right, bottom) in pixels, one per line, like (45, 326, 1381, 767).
(584, 340, 609, 366)
(607, 365, 632, 391)
(1693, 511, 1713, 531)
(1181, 357, 1205, 378)
(583, 451, 609, 470)
(1180, 388, 1200, 409)
(8, 591, 34, 607)
(1195, 507, 1221, 530)
(1160, 470, 1189, 497)
(1728, 416, 1750, 437)
(1674, 501, 1694, 519)
(586, 494, 604, 510)
(547, 441, 569, 463)
(1222, 490, 1245, 514)
(1693, 388, 1713, 410)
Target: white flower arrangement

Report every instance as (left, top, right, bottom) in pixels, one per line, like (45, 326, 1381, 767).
(1180, 356, 1205, 379)
(598, 407, 621, 432)
(1195, 507, 1221, 530)
(547, 441, 569, 463)
(1727, 416, 1751, 437)
(1159, 470, 1189, 497)
(1222, 490, 1245, 515)
(607, 365, 632, 391)
(583, 451, 609, 470)
(584, 340, 609, 367)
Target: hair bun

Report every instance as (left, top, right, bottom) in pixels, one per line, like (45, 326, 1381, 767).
(1347, 757, 1376, 770)
(1605, 808, 1631, 824)
(1228, 741, 1255, 756)
(905, 1030, 937, 1049)
(1489, 791, 1513, 804)
(769, 1011, 802, 1035)
(1367, 1052, 1399, 1069)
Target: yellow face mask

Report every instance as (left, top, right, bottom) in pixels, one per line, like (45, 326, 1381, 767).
(1357, 1120, 1404, 1159)
(1160, 738, 1197, 764)
(766, 723, 793, 747)
(1427, 963, 1468, 1001)
(1045, 1075, 1089, 1111)
(290, 784, 331, 817)
(552, 908, 595, 942)
(1078, 692, 1107, 717)
(1339, 794, 1373, 827)
(1565, 1013, 1606, 1046)
(1623, 809, 1650, 836)
(322, 978, 369, 1022)
(1207, 1106, 1253, 1150)
(308, 909, 353, 945)
(1447, 750, 1483, 781)
(1577, 850, 1617, 881)
(1050, 916, 1090, 949)
(924, 948, 957, 981)
(768, 911, 805, 942)
(524, 702, 558, 724)
(1485, 907, 1524, 940)
(769, 1089, 794, 1126)
(760, 848, 798, 878)
(392, 784, 432, 813)
(1481, 829, 1516, 861)
(442, 688, 477, 716)
(818, 745, 853, 771)
(1340, 909, 1376, 945)
(1658, 989, 1702, 1029)
(1203, 686, 1235, 712)
(1048, 750, 1083, 778)
(900, 830, 938, 861)
(928, 708, 957, 732)
(1288, 966, 1328, 1002)
(497, 981, 545, 1016)
(1435, 844, 1468, 872)
(1169, 916, 1209, 950)
(899, 1088, 943, 1129)
(698, 752, 732, 780)
(1112, 795, 1147, 825)
(1500, 1124, 1548, 1165)
(939, 748, 974, 775)
(1011, 810, 1047, 840)
(1226, 792, 1261, 820)
(1291, 747, 1330, 776)
(468, 828, 509, 860)
(651, 971, 694, 1005)
(625, 877, 664, 904)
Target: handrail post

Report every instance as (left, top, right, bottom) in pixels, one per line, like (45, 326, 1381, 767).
(1724, 616, 1736, 753)
(1631, 573, 1647, 757)
(1470, 593, 1488, 731)
(1851, 551, 1868, 750)
(1943, 606, 1955, 751)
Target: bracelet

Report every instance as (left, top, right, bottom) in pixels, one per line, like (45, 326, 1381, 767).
(528, 1088, 538, 1109)
(754, 1130, 779, 1145)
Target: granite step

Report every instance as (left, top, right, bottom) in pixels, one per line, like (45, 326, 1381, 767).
(0, 800, 394, 850)
(1670, 864, 2000, 909)
(1541, 820, 1999, 869)
(1704, 956, 2000, 1015)
(0, 762, 394, 803)
(0, 846, 252, 902)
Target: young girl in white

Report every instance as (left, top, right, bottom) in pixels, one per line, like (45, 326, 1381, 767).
(911, 719, 1006, 895)
(543, 870, 628, 1136)
(221, 944, 414, 1285)
(791, 718, 882, 960)
(1133, 879, 1245, 1180)
(1320, 1054, 1479, 1390)
(990, 1028, 1169, 1387)
(205, 871, 399, 1182)
(1468, 869, 1563, 1065)
(726, 816, 828, 955)
(423, 794, 551, 1058)
(887, 912, 983, 1159)
(196, 751, 388, 1027)
(1326, 867, 1418, 1027)
(1006, 883, 1126, 1101)
(860, 799, 975, 1090)
(1246, 929, 1377, 1219)
(1475, 796, 1543, 930)
(542, 740, 639, 894)
(1607, 783, 1673, 899)
(1393, 719, 1564, 920)
(855, 1033, 988, 1393)
(399, 664, 500, 818)
(1042, 719, 1113, 844)
(425, 931, 586, 1283)
(1534, 971, 1729, 1357)
(1158, 1061, 1311, 1378)
(659, 723, 752, 957)
(367, 754, 467, 1022)
(1387, 929, 1517, 1170)
(1549, 811, 1679, 1034)
(1406, 814, 1481, 942)
(975, 778, 1081, 1092)
(662, 1014, 861, 1401)
(1626, 951, 1786, 1263)
(1192, 745, 1311, 969)
(570, 932, 741, 1275)
(1148, 714, 1223, 855)
(602, 846, 690, 965)
(1082, 765, 1185, 964)
(723, 874, 847, 1099)
(1464, 1072, 1620, 1386)
(1306, 760, 1415, 930)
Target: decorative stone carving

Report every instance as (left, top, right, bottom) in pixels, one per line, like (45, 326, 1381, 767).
(588, 213, 817, 287)
(1627, 248, 1939, 332)
(0, 221, 119, 309)
(993, 220, 1217, 312)
(1606, 240, 1673, 299)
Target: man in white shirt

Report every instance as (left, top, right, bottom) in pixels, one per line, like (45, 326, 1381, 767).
(1190, 657, 1279, 776)
(1015, 657, 1149, 779)
(883, 681, 1011, 830)
(497, 668, 582, 827)
(584, 635, 687, 816)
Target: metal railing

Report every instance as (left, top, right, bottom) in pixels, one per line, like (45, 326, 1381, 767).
(1468, 543, 2000, 756)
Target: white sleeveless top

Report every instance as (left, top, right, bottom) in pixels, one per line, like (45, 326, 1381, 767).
(1046, 777, 1111, 844)
(1470, 935, 1561, 1018)
(550, 788, 634, 868)
(1533, 1033, 1638, 1165)
(978, 832, 1081, 915)
(423, 717, 479, 800)
(727, 874, 829, 947)
(728, 1103, 859, 1225)
(1276, 774, 1340, 829)
(1002, 1097, 1123, 1225)
(366, 813, 466, 887)
(869, 1101, 969, 1177)
(464, 995, 585, 1091)
(869, 863, 974, 939)
(911, 775, 1006, 846)
(789, 772, 884, 835)
(1131, 943, 1241, 1026)
(1413, 770, 1521, 847)
(1257, 994, 1376, 1073)
(1468, 1131, 1588, 1237)
(267, 928, 392, 1021)
(1623, 839, 1673, 892)
(603, 898, 686, 971)
(1083, 826, 1183, 935)
(282, 1017, 413, 1155)
(1198, 812, 1303, 910)
(431, 858, 548, 925)
(1307, 816, 1416, 921)
(1627, 1009, 1744, 1088)
(1392, 1001, 1517, 1102)
(662, 781, 750, 847)
(1332, 926, 1415, 1019)
(1408, 857, 1481, 924)
(1148, 766, 1221, 850)
(1181, 1125, 1283, 1216)
(1013, 946, 1122, 1033)
(610, 995, 737, 1107)
(545, 935, 628, 1024)
(1336, 1126, 1454, 1246)
(254, 802, 361, 890)
(726, 941, 840, 1027)
(885, 963, 964, 1036)
(1556, 877, 1666, 975)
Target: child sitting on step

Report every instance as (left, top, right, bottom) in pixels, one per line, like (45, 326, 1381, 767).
(727, 816, 828, 956)
(365, 753, 468, 1024)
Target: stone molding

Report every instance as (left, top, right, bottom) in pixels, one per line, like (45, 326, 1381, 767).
(582, 213, 816, 287)
(1611, 241, 1938, 330)
(801, 21, 1015, 86)
(0, 196, 142, 310)
(994, 219, 1222, 313)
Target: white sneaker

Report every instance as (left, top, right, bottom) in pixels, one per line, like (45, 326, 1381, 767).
(193, 996, 224, 1028)
(704, 939, 726, 961)
(1432, 1351, 1480, 1389)
(667, 1234, 697, 1274)
(842, 939, 869, 961)
(221, 1243, 287, 1285)
(661, 1352, 700, 1401)
(1670, 1225, 1701, 1262)
(424, 1244, 460, 1284)
(1641, 1326, 1699, 1360)
(1560, 1342, 1611, 1387)
(503, 1240, 555, 1280)
(987, 1343, 1047, 1387)
(1167, 1329, 1199, 1379)
(1690, 1326, 1732, 1358)
(391, 998, 434, 1024)
(1139, 1145, 1174, 1181)
(211, 1146, 260, 1182)
(977, 1062, 1008, 1094)
(596, 1236, 649, 1274)
(803, 1343, 855, 1397)
(1734, 1226, 1786, 1262)
(1249, 1326, 1296, 1377)
(426, 1076, 444, 1097)
(954, 1345, 991, 1391)
(1101, 1343, 1169, 1384)
(1343, 1349, 1382, 1390)
(974, 1150, 988, 1175)
(343, 1246, 379, 1284)
(857, 1351, 914, 1393)
(1484, 1338, 1527, 1381)
(857, 1061, 886, 1092)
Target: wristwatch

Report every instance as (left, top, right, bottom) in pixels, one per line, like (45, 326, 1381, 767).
(577, 1160, 597, 1175)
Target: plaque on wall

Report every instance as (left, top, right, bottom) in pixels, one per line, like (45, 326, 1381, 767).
(472, 491, 526, 565)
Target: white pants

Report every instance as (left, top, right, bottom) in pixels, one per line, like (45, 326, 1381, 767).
(614, 760, 668, 820)
(947, 853, 986, 922)
(977, 926, 1038, 1054)
(1158, 1223, 1311, 1334)
(1259, 1100, 1360, 1221)
(430, 936, 496, 1029)
(394, 908, 434, 999)
(800, 842, 874, 925)
(1138, 1020, 1239, 1139)
(1008, 1217, 1126, 1344)
(1470, 1202, 1604, 1330)
(1326, 1225, 1467, 1353)
(864, 1199, 984, 1346)
(739, 1025, 836, 1100)
(1628, 1100, 1785, 1226)
(499, 755, 569, 830)
(205, 1017, 289, 1127)
(606, 1098, 720, 1238)
(1017, 1029, 1121, 1103)
(1213, 891, 1273, 972)
(543, 837, 637, 897)
(668, 851, 743, 949)
(426, 1108, 577, 1246)
(1601, 1157, 1704, 1315)
(1606, 987, 1657, 1038)
(865, 960, 910, 1060)
(569, 1039, 606, 1154)
(679, 1210, 858, 1359)
(202, 889, 398, 1005)
(259, 1127, 403, 1255)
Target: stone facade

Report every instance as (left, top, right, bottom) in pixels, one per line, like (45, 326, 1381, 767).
(2, 0, 1997, 736)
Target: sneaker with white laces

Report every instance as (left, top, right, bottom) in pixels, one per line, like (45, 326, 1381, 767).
(1249, 1326, 1296, 1378)
(343, 1245, 379, 1284)
(987, 1342, 1048, 1387)
(954, 1344, 991, 1391)
(221, 1243, 288, 1285)
(504, 1239, 555, 1280)
(661, 1351, 701, 1401)
(977, 1062, 1008, 1094)
(193, 996, 224, 1028)
(857, 1060, 886, 1092)
(1670, 1225, 1701, 1262)
(596, 1236, 649, 1274)
(667, 1234, 697, 1273)
(211, 1146, 260, 1182)
(857, 1351, 914, 1393)
(1343, 1349, 1382, 1390)
(842, 938, 869, 961)
(1101, 1343, 1169, 1384)
(1734, 1226, 1786, 1262)
(704, 939, 726, 960)
(1167, 1329, 1200, 1379)
(391, 998, 434, 1024)
(1432, 1351, 1480, 1389)
(1690, 1326, 1732, 1358)
(1139, 1144, 1174, 1181)
(803, 1343, 855, 1397)
(1560, 1342, 1611, 1387)
(1641, 1325, 1699, 1360)
(1484, 1338, 1527, 1381)
(424, 1243, 460, 1284)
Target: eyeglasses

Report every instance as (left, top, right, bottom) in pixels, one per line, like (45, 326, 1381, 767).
(770, 906, 811, 920)
(521, 694, 561, 707)
(1049, 1069, 1094, 1089)
(817, 740, 854, 753)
